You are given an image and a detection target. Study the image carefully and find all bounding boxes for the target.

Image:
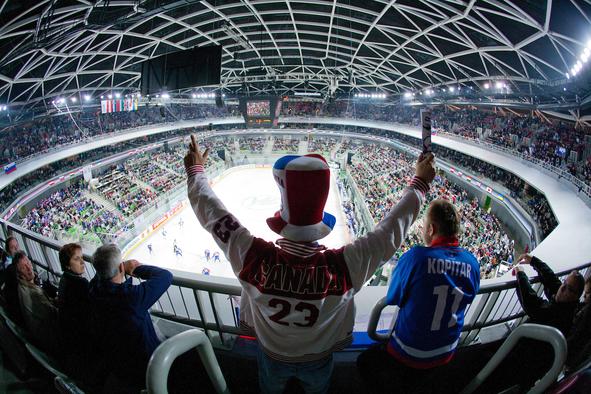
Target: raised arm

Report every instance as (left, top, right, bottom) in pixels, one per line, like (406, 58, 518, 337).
(184, 135, 254, 273)
(343, 154, 435, 291)
(514, 266, 553, 322)
(517, 254, 561, 299)
(128, 263, 173, 310)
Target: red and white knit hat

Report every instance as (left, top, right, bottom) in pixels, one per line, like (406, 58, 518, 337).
(267, 154, 336, 242)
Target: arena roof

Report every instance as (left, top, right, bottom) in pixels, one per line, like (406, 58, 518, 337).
(1, 0, 591, 112)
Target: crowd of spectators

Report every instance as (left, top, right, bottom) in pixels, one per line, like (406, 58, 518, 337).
(1, 100, 589, 192)
(283, 102, 591, 187)
(0, 239, 208, 393)
(0, 103, 237, 163)
(21, 180, 123, 240)
(308, 136, 338, 154)
(238, 136, 267, 153)
(272, 138, 300, 153)
(124, 153, 184, 194)
(347, 143, 514, 278)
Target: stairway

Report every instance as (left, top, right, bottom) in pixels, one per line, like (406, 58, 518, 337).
(84, 191, 119, 213)
(130, 177, 157, 193)
(155, 161, 183, 176)
(264, 136, 274, 154)
(299, 138, 308, 154)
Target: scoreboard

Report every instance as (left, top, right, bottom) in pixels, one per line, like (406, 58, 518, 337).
(240, 96, 282, 127)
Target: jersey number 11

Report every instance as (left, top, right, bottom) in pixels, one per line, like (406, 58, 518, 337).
(431, 285, 465, 331)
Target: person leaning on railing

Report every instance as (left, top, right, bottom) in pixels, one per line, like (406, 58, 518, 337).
(88, 244, 172, 392)
(356, 199, 481, 393)
(478, 255, 585, 393)
(184, 134, 435, 394)
(514, 254, 584, 337)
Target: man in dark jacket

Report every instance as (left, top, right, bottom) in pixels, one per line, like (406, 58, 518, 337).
(481, 254, 585, 393)
(89, 243, 172, 392)
(514, 253, 583, 337)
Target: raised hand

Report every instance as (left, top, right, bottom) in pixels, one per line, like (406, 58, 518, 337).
(184, 134, 210, 171)
(415, 152, 436, 184)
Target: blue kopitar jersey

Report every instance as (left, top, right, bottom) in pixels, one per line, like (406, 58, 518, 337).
(386, 242, 480, 368)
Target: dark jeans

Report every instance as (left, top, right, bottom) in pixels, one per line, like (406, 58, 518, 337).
(257, 348, 334, 394)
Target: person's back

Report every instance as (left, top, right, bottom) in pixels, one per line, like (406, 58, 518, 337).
(357, 199, 480, 392)
(184, 138, 436, 393)
(387, 242, 479, 366)
(239, 237, 357, 359)
(89, 244, 172, 390)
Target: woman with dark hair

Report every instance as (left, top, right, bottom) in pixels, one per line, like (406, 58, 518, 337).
(57, 243, 92, 379)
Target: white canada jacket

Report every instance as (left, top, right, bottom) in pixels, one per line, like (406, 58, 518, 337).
(187, 164, 428, 362)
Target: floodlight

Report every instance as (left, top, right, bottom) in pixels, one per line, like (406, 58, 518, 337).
(483, 83, 490, 89)
(566, 72, 570, 79)
(84, 94, 91, 101)
(162, 93, 170, 99)
(449, 86, 455, 92)
(192, 93, 197, 98)
(403, 92, 412, 98)
(71, 97, 77, 103)
(115, 93, 121, 98)
(495, 81, 503, 89)
(108, 94, 113, 99)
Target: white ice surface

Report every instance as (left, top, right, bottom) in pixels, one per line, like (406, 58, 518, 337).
(126, 167, 351, 279)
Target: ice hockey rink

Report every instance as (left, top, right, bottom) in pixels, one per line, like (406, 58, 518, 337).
(125, 166, 352, 278)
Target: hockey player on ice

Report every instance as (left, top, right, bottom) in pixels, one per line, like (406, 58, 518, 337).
(174, 244, 183, 258)
(204, 249, 210, 262)
(212, 251, 220, 263)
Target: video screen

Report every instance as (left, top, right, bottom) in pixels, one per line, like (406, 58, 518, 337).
(247, 101, 271, 117)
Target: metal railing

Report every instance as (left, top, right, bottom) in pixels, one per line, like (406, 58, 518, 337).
(437, 130, 591, 200)
(146, 329, 230, 394)
(2, 217, 590, 353)
(460, 324, 567, 394)
(367, 260, 591, 349)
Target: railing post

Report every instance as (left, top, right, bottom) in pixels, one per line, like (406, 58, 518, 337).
(146, 329, 230, 394)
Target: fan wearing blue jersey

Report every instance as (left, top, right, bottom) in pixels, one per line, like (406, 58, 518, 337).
(357, 199, 480, 392)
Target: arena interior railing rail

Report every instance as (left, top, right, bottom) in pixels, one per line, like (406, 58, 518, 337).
(437, 130, 591, 200)
(2, 218, 589, 352)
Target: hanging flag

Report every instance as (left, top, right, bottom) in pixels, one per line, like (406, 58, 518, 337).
(3, 162, 16, 174)
(483, 195, 492, 212)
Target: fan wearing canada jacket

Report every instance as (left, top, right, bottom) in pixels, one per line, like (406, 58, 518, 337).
(184, 134, 435, 394)
(357, 199, 480, 392)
